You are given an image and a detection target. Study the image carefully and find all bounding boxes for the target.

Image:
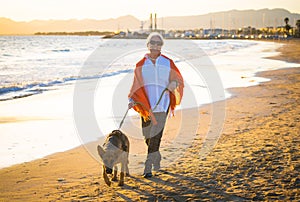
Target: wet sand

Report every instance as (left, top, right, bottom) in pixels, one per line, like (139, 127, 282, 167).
(0, 39, 299, 201)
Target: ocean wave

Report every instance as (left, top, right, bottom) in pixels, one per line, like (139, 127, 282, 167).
(0, 69, 133, 101)
(2, 54, 15, 57)
(0, 86, 25, 95)
(0, 80, 65, 101)
(51, 49, 71, 52)
(0, 91, 42, 101)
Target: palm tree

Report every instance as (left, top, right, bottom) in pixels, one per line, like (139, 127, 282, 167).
(296, 19, 300, 37)
(284, 17, 289, 25)
(284, 17, 291, 36)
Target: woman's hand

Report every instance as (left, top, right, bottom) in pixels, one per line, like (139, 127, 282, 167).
(128, 100, 136, 109)
(167, 81, 178, 92)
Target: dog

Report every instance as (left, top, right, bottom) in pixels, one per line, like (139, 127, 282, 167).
(97, 130, 130, 186)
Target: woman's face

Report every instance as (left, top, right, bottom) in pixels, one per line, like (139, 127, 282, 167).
(148, 36, 163, 52)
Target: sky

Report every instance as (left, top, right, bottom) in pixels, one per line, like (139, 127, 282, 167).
(1, 0, 300, 21)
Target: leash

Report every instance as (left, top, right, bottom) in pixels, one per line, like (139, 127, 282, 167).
(118, 108, 130, 130)
(118, 87, 168, 130)
(152, 87, 168, 112)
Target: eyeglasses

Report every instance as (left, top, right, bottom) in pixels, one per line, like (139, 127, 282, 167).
(149, 40, 163, 46)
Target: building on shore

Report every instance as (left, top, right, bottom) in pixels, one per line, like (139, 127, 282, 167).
(104, 13, 299, 40)
(108, 13, 165, 39)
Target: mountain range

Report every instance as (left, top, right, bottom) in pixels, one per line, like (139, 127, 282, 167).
(1, 8, 299, 35)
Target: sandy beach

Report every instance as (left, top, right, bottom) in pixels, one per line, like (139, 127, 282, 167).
(0, 39, 299, 201)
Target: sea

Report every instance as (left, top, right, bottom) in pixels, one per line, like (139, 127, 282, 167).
(0, 35, 299, 168)
(0, 35, 293, 102)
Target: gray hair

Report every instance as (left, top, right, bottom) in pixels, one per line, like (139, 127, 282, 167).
(146, 32, 164, 46)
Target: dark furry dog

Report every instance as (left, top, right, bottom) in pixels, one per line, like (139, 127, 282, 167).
(97, 130, 129, 186)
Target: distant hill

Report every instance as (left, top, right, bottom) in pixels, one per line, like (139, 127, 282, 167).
(157, 8, 300, 30)
(0, 15, 140, 35)
(0, 9, 299, 35)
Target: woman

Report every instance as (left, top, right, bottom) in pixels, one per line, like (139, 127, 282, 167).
(128, 32, 184, 178)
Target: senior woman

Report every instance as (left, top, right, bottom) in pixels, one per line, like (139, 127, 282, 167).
(128, 32, 184, 178)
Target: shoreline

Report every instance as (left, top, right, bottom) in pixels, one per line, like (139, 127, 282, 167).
(267, 38, 300, 64)
(0, 40, 299, 201)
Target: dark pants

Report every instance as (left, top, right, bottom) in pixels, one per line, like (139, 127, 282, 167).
(142, 112, 167, 173)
